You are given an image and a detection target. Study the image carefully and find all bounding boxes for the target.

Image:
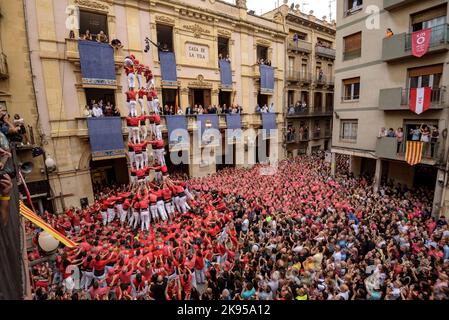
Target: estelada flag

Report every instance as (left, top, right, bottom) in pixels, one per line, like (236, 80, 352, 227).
(405, 141, 424, 166)
(409, 87, 431, 115)
(412, 28, 432, 58)
(19, 201, 78, 248)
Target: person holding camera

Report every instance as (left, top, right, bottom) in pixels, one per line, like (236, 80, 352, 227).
(0, 145, 12, 226)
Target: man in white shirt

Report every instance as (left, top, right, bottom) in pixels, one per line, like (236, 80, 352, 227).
(92, 104, 103, 117)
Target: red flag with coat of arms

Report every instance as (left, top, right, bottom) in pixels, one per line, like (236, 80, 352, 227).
(412, 28, 432, 58)
(409, 87, 431, 115)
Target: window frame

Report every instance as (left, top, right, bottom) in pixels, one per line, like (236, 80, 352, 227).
(340, 120, 358, 142)
(343, 32, 362, 61)
(342, 77, 360, 102)
(344, 0, 363, 17)
(79, 9, 108, 39)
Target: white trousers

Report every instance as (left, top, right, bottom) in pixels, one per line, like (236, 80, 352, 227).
(150, 205, 158, 222)
(145, 78, 155, 90)
(131, 127, 140, 144)
(135, 153, 144, 170)
(101, 211, 107, 226)
(140, 210, 150, 231)
(153, 149, 165, 165)
(142, 151, 149, 167)
(156, 200, 168, 221)
(107, 208, 115, 223)
(155, 124, 162, 140)
(127, 73, 135, 89)
(164, 201, 174, 217)
(130, 100, 137, 117)
(137, 74, 143, 89)
(138, 98, 145, 115)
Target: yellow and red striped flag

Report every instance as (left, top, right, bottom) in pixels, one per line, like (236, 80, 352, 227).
(19, 201, 78, 248)
(405, 141, 424, 166)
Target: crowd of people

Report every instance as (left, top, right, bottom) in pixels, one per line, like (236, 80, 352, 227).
(27, 154, 449, 300)
(379, 124, 439, 157)
(84, 100, 121, 118)
(77, 29, 123, 50)
(161, 103, 244, 116)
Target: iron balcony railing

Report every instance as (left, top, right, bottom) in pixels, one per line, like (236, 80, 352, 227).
(315, 45, 336, 59)
(286, 70, 301, 81)
(405, 24, 449, 51)
(287, 40, 313, 53)
(400, 87, 445, 106)
(396, 138, 440, 160)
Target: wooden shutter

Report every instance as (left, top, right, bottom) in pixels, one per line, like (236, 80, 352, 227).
(344, 32, 361, 52)
(408, 64, 443, 77)
(411, 5, 447, 24)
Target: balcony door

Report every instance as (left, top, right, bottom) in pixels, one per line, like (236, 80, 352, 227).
(411, 4, 447, 43)
(407, 64, 442, 103)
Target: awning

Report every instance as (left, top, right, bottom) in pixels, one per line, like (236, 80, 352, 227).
(159, 51, 178, 87)
(260, 65, 274, 94)
(78, 40, 116, 86)
(219, 60, 232, 90)
(87, 117, 125, 160)
(165, 115, 188, 147)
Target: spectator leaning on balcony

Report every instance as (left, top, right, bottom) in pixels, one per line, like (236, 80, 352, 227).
(82, 29, 93, 41)
(395, 127, 404, 153)
(386, 128, 395, 138)
(421, 124, 431, 156)
(268, 103, 275, 113)
(411, 125, 421, 141)
(92, 104, 104, 118)
(13, 114, 30, 145)
(96, 31, 108, 44)
(386, 28, 394, 38)
(431, 125, 439, 157)
(84, 105, 92, 117)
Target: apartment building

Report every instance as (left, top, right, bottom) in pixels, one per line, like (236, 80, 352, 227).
(22, 0, 286, 212)
(333, 0, 449, 216)
(264, 4, 336, 156)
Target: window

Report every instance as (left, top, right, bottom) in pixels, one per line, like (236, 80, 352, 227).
(257, 45, 268, 61)
(345, 0, 363, 16)
(288, 57, 294, 72)
(340, 120, 358, 141)
(406, 64, 443, 104)
(288, 90, 294, 106)
(342, 77, 360, 101)
(156, 24, 174, 53)
(411, 4, 447, 31)
(218, 37, 229, 59)
(317, 38, 332, 48)
(301, 59, 308, 79)
(343, 32, 361, 60)
(291, 32, 307, 41)
(85, 89, 115, 107)
(79, 10, 108, 38)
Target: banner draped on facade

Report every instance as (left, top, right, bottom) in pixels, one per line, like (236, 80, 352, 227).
(159, 51, 178, 87)
(165, 115, 188, 146)
(411, 28, 432, 58)
(78, 40, 116, 86)
(260, 65, 275, 94)
(405, 141, 424, 166)
(409, 87, 432, 115)
(219, 60, 232, 90)
(20, 201, 78, 248)
(87, 117, 125, 160)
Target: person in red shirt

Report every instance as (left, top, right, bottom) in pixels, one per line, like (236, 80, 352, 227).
(126, 115, 141, 144)
(129, 140, 149, 170)
(145, 90, 153, 116)
(124, 60, 135, 90)
(179, 267, 193, 299)
(144, 67, 154, 91)
(138, 88, 147, 117)
(194, 251, 206, 285)
(162, 183, 174, 219)
(132, 272, 148, 299)
(148, 137, 165, 166)
(148, 189, 158, 223)
(153, 113, 162, 138)
(134, 60, 144, 90)
(130, 200, 140, 230)
(139, 193, 150, 232)
(125, 88, 138, 117)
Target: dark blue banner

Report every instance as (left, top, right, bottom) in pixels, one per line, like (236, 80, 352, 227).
(219, 60, 232, 90)
(197, 114, 219, 136)
(159, 51, 178, 87)
(78, 40, 116, 86)
(87, 117, 125, 160)
(165, 115, 188, 146)
(260, 65, 274, 94)
(226, 114, 241, 130)
(262, 113, 277, 131)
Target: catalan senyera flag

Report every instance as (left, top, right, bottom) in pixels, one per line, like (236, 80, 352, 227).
(19, 201, 78, 248)
(405, 141, 424, 166)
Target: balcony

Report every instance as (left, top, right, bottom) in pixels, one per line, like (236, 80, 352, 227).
(315, 45, 336, 59)
(384, 0, 420, 11)
(312, 131, 321, 139)
(286, 70, 300, 82)
(300, 72, 312, 83)
(315, 74, 333, 86)
(376, 136, 441, 165)
(287, 40, 313, 54)
(286, 107, 333, 118)
(0, 53, 8, 80)
(65, 38, 124, 70)
(382, 24, 449, 62)
(379, 87, 445, 111)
